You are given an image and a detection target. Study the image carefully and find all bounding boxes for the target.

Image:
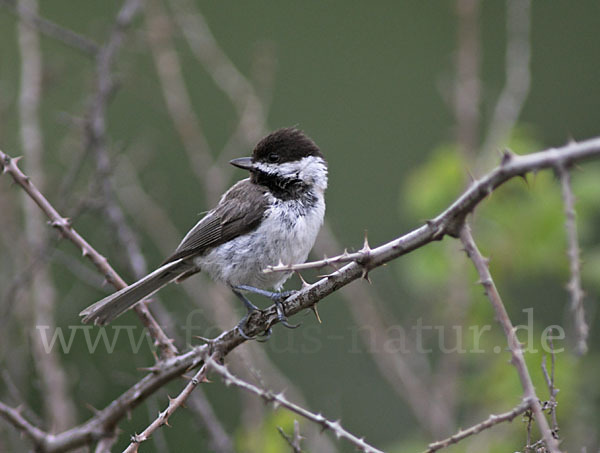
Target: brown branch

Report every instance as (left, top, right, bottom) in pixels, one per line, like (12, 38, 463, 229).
(143, 0, 220, 204)
(0, 151, 177, 358)
(3, 136, 600, 451)
(482, 0, 532, 155)
(169, 0, 268, 172)
(558, 166, 588, 355)
(0, 401, 47, 449)
(0, 0, 99, 55)
(17, 0, 76, 431)
(264, 233, 371, 274)
(459, 223, 561, 453)
(79, 0, 177, 358)
(277, 420, 303, 453)
(123, 353, 215, 453)
(206, 357, 383, 453)
(424, 399, 531, 452)
(541, 336, 560, 438)
(454, 0, 480, 158)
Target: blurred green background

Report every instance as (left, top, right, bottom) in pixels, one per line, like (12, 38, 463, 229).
(1, 1, 600, 452)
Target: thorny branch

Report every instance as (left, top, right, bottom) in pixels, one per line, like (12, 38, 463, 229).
(0, 149, 177, 359)
(2, 137, 600, 450)
(277, 420, 303, 453)
(558, 165, 588, 355)
(541, 336, 560, 439)
(424, 399, 531, 452)
(123, 353, 216, 453)
(0, 0, 99, 55)
(81, 0, 178, 359)
(206, 357, 383, 453)
(459, 224, 560, 453)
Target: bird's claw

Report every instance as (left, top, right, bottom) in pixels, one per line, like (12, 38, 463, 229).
(275, 299, 300, 329)
(235, 311, 272, 341)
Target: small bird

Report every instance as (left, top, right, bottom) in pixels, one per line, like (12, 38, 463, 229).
(80, 128, 327, 338)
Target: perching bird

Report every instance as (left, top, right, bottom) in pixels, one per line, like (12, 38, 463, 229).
(80, 128, 327, 338)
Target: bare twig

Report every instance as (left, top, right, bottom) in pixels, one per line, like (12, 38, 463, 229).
(454, 0, 480, 157)
(0, 401, 47, 449)
(77, 0, 178, 358)
(3, 136, 600, 451)
(424, 399, 531, 452)
(277, 420, 303, 453)
(541, 336, 560, 438)
(123, 353, 215, 453)
(207, 358, 383, 453)
(0, 151, 177, 358)
(169, 0, 268, 172)
(0, 0, 99, 55)
(459, 223, 561, 453)
(482, 0, 532, 155)
(558, 166, 588, 355)
(143, 0, 219, 204)
(17, 0, 77, 432)
(264, 233, 371, 274)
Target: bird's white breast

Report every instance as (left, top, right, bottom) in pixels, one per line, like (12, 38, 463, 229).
(196, 190, 325, 290)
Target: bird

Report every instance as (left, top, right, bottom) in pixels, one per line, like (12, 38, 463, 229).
(79, 127, 327, 339)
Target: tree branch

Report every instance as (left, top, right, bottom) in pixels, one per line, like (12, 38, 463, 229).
(0, 151, 177, 358)
(123, 353, 215, 453)
(206, 357, 383, 453)
(0, 0, 99, 55)
(424, 399, 531, 452)
(558, 166, 588, 355)
(459, 223, 561, 452)
(3, 136, 600, 451)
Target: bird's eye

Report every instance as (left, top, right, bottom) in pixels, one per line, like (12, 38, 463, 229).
(267, 152, 280, 163)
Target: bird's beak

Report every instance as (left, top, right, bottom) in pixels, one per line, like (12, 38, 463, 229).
(229, 157, 254, 171)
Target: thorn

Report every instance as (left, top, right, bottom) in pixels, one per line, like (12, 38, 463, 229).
(466, 168, 476, 183)
(362, 230, 371, 251)
(137, 365, 162, 373)
(85, 403, 101, 415)
(12, 155, 24, 165)
(193, 335, 213, 344)
(311, 304, 322, 323)
(361, 268, 372, 284)
(295, 271, 311, 288)
(519, 173, 529, 186)
(501, 148, 515, 165)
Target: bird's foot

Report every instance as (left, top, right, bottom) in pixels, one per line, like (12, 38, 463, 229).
(234, 285, 300, 330)
(233, 289, 272, 341)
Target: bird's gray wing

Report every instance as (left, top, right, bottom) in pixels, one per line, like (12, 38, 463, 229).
(162, 179, 268, 264)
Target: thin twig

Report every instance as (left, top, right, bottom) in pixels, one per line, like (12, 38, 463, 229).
(454, 0, 480, 158)
(169, 0, 268, 172)
(482, 0, 532, 155)
(0, 151, 177, 358)
(207, 358, 383, 453)
(459, 223, 561, 453)
(277, 420, 303, 453)
(0, 402, 47, 449)
(424, 399, 531, 452)
(123, 353, 215, 453)
(79, 0, 178, 358)
(3, 136, 600, 451)
(17, 0, 76, 431)
(143, 0, 219, 203)
(558, 166, 588, 355)
(0, 0, 99, 55)
(541, 335, 560, 438)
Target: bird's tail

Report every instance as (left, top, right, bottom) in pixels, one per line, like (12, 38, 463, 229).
(80, 259, 193, 325)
